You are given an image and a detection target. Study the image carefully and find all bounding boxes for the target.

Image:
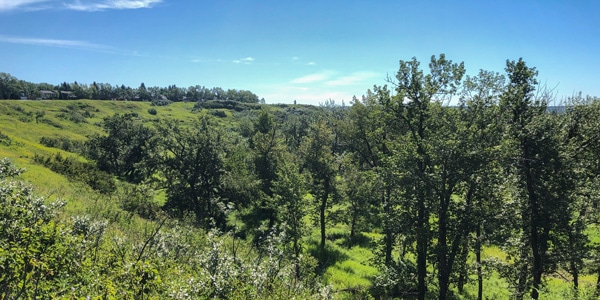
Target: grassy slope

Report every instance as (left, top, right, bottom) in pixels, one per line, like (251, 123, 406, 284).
(0, 99, 595, 299)
(0, 100, 193, 213)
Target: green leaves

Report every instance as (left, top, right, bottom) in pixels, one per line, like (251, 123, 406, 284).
(86, 113, 158, 184)
(157, 115, 226, 227)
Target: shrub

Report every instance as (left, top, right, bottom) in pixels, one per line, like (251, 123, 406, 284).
(193, 100, 262, 112)
(57, 111, 87, 123)
(33, 153, 116, 194)
(38, 117, 63, 129)
(372, 259, 418, 299)
(39, 136, 85, 153)
(0, 158, 86, 299)
(0, 131, 11, 146)
(148, 108, 158, 115)
(56, 103, 96, 123)
(168, 227, 329, 299)
(210, 110, 227, 118)
(151, 98, 172, 106)
(118, 184, 162, 220)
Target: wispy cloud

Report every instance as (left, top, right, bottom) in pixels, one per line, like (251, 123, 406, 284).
(290, 71, 334, 84)
(0, 35, 141, 56)
(260, 85, 355, 105)
(65, 0, 162, 11)
(269, 70, 381, 104)
(291, 56, 300, 61)
(307, 62, 316, 66)
(233, 57, 254, 64)
(0, 0, 162, 12)
(0, 0, 49, 12)
(325, 71, 380, 86)
(0, 35, 110, 49)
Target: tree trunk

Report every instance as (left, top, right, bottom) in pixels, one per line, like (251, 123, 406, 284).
(349, 207, 357, 247)
(293, 238, 301, 279)
(320, 179, 330, 251)
(458, 184, 475, 295)
(571, 261, 579, 298)
(438, 197, 450, 300)
(476, 225, 483, 300)
(516, 210, 530, 300)
(516, 268, 527, 300)
(438, 190, 464, 300)
(417, 189, 427, 300)
(524, 161, 542, 300)
(383, 187, 393, 265)
(383, 186, 393, 266)
(457, 239, 469, 294)
(320, 195, 327, 250)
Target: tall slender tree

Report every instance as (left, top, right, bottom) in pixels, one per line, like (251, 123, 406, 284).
(455, 69, 505, 300)
(300, 119, 337, 252)
(499, 58, 574, 300)
(384, 54, 466, 300)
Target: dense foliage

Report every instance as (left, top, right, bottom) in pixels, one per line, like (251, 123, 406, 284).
(2, 54, 600, 299)
(0, 72, 260, 103)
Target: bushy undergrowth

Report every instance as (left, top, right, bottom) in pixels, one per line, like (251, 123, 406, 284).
(56, 103, 96, 124)
(193, 100, 262, 112)
(33, 153, 115, 194)
(117, 183, 162, 220)
(151, 98, 172, 106)
(0, 158, 333, 299)
(39, 136, 85, 153)
(210, 109, 228, 118)
(0, 131, 11, 146)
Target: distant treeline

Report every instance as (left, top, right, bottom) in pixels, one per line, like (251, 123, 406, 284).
(0, 72, 261, 103)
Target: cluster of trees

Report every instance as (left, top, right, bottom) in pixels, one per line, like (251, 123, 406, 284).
(16, 54, 600, 299)
(0, 72, 260, 103)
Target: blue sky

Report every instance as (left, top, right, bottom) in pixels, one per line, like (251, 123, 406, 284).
(0, 0, 598, 105)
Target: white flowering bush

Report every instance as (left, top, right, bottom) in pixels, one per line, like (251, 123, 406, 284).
(166, 226, 331, 299)
(0, 158, 330, 299)
(0, 158, 80, 299)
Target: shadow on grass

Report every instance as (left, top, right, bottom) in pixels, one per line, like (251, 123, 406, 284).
(344, 232, 374, 248)
(306, 241, 349, 275)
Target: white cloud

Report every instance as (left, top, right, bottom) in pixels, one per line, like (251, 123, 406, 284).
(325, 71, 380, 86)
(233, 56, 254, 64)
(0, 0, 48, 11)
(65, 0, 162, 11)
(260, 85, 356, 105)
(291, 56, 299, 61)
(0, 0, 162, 12)
(290, 71, 334, 84)
(0, 35, 142, 56)
(261, 70, 382, 105)
(307, 62, 316, 66)
(0, 35, 111, 49)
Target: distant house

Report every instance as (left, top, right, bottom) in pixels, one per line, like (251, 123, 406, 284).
(59, 91, 77, 100)
(40, 90, 57, 99)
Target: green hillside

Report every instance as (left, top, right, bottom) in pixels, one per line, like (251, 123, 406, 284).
(3, 57, 600, 300)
